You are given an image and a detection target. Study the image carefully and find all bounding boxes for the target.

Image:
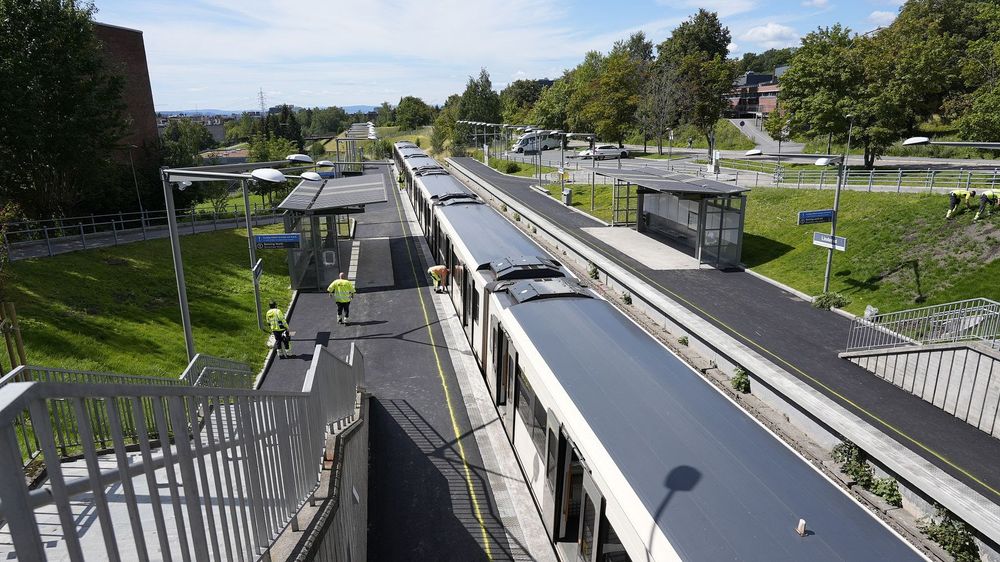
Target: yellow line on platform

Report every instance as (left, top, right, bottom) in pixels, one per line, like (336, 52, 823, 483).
(390, 182, 494, 560)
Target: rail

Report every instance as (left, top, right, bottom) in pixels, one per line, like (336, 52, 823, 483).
(846, 298, 1000, 352)
(179, 353, 256, 389)
(3, 203, 284, 260)
(0, 342, 364, 561)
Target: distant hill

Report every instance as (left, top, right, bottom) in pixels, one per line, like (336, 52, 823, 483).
(343, 105, 376, 114)
(157, 109, 248, 116)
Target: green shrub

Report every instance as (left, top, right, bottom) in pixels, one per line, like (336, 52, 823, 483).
(678, 336, 689, 346)
(501, 161, 521, 174)
(920, 506, 980, 562)
(622, 292, 632, 305)
(513, 212, 521, 222)
(731, 367, 751, 393)
(588, 262, 599, 280)
(813, 292, 850, 310)
(873, 478, 902, 507)
(500, 203, 508, 212)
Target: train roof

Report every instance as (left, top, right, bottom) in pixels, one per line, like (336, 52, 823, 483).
(508, 297, 922, 561)
(418, 174, 475, 199)
(439, 203, 551, 270)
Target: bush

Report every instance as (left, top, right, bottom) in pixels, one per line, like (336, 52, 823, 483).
(513, 212, 521, 222)
(588, 262, 599, 280)
(920, 506, 980, 562)
(872, 478, 902, 508)
(731, 367, 751, 393)
(500, 203, 508, 212)
(813, 292, 850, 310)
(502, 161, 521, 174)
(678, 336, 689, 346)
(622, 292, 632, 305)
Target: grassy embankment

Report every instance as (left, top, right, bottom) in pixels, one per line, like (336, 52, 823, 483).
(6, 224, 293, 377)
(796, 121, 999, 161)
(633, 119, 756, 156)
(525, 183, 1000, 314)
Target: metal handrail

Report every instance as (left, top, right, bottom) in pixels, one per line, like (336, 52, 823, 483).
(0, 342, 363, 561)
(179, 353, 254, 388)
(846, 298, 1000, 352)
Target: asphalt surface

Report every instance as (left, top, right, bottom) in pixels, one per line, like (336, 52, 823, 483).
(258, 168, 518, 561)
(454, 156, 1000, 505)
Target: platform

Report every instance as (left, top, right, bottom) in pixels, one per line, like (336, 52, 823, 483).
(451, 156, 1000, 508)
(258, 166, 554, 561)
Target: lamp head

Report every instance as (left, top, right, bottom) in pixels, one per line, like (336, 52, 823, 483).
(286, 153, 313, 164)
(745, 149, 763, 157)
(902, 136, 930, 147)
(300, 172, 323, 182)
(814, 157, 838, 166)
(317, 160, 335, 167)
(250, 168, 287, 184)
(175, 180, 192, 191)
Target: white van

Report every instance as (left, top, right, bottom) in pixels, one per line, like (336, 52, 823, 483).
(511, 130, 561, 153)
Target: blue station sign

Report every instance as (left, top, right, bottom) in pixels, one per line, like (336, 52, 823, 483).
(812, 232, 847, 252)
(254, 233, 301, 250)
(797, 209, 835, 225)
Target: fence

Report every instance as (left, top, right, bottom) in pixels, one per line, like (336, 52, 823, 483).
(180, 353, 256, 389)
(846, 298, 1000, 353)
(3, 203, 284, 260)
(0, 342, 364, 561)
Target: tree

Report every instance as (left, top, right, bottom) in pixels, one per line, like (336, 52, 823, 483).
(375, 102, 394, 126)
(955, 2, 1000, 140)
(224, 113, 259, 144)
(588, 50, 641, 146)
(500, 79, 549, 124)
(161, 120, 216, 168)
(531, 77, 572, 131)
(734, 48, 796, 75)
(657, 9, 731, 64)
(0, 0, 128, 218)
(302, 106, 349, 136)
(636, 65, 677, 154)
(565, 51, 605, 134)
(395, 96, 432, 131)
(455, 69, 501, 149)
(432, 94, 461, 153)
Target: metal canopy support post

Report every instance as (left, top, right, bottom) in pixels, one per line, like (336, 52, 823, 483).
(242, 179, 264, 331)
(161, 170, 196, 361)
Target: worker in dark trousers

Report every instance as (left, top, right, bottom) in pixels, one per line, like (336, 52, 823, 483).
(975, 190, 999, 221)
(327, 272, 357, 325)
(947, 189, 976, 218)
(265, 300, 292, 358)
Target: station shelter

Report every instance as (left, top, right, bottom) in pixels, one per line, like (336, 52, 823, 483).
(596, 169, 749, 269)
(277, 170, 388, 290)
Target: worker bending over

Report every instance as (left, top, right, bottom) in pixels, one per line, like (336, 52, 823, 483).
(976, 190, 999, 221)
(327, 272, 357, 325)
(428, 265, 449, 293)
(265, 300, 292, 358)
(947, 189, 976, 218)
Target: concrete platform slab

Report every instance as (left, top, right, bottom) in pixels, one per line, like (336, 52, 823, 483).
(581, 226, 700, 270)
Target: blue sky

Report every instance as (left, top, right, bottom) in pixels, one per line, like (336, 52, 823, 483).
(93, 0, 907, 111)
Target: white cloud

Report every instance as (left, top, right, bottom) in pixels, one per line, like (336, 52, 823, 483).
(727, 42, 740, 55)
(801, 0, 828, 7)
(740, 22, 800, 49)
(654, 0, 756, 18)
(868, 10, 897, 26)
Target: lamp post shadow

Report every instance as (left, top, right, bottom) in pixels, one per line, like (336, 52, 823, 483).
(646, 465, 701, 562)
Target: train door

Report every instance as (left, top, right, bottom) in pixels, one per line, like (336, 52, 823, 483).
(556, 443, 584, 546)
(503, 347, 519, 441)
(543, 414, 567, 538)
(578, 469, 606, 562)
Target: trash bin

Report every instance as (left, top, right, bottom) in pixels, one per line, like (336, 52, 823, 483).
(561, 188, 572, 206)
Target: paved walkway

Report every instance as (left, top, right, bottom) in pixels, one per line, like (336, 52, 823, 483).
(7, 214, 282, 261)
(259, 167, 553, 561)
(453, 156, 1000, 507)
(727, 118, 805, 154)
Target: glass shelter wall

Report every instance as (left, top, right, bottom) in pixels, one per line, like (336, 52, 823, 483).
(699, 195, 745, 268)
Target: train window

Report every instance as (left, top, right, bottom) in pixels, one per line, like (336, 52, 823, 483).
(516, 368, 533, 435)
(532, 395, 546, 456)
(471, 287, 479, 325)
(580, 495, 596, 560)
(546, 429, 558, 489)
(561, 451, 583, 542)
(599, 514, 631, 562)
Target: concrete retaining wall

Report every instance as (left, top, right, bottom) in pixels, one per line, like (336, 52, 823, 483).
(843, 343, 1000, 439)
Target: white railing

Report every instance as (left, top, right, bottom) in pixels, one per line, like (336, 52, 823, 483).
(846, 298, 1000, 352)
(0, 342, 363, 561)
(180, 353, 256, 389)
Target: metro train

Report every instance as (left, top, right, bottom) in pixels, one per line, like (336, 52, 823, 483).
(392, 142, 925, 562)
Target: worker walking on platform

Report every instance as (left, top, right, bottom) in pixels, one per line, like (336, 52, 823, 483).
(265, 300, 292, 358)
(428, 264, 449, 293)
(327, 272, 357, 325)
(947, 189, 976, 218)
(975, 190, 1000, 221)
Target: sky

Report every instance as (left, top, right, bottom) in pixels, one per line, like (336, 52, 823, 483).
(93, 0, 908, 112)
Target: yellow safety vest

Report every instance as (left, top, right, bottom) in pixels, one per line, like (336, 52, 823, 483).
(328, 279, 356, 303)
(265, 308, 286, 331)
(984, 190, 1000, 202)
(952, 189, 974, 202)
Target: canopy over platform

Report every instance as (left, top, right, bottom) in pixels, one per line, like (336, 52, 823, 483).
(278, 174, 388, 215)
(594, 168, 749, 197)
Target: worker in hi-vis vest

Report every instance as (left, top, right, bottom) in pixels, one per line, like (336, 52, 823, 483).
(976, 190, 1000, 221)
(265, 300, 292, 358)
(327, 272, 357, 325)
(947, 189, 976, 218)
(428, 265, 449, 294)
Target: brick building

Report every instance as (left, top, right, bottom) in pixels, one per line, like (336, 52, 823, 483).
(725, 66, 788, 118)
(93, 22, 158, 159)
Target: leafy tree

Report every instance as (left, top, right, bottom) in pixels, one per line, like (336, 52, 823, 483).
(432, 94, 461, 153)
(0, 0, 128, 218)
(764, 104, 793, 148)
(375, 102, 394, 127)
(161, 120, 216, 168)
(636, 65, 678, 154)
(566, 51, 605, 134)
(500, 79, 549, 124)
(247, 134, 297, 163)
(455, 69, 501, 149)
(273, 105, 304, 151)
(302, 106, 349, 136)
(530, 77, 572, 131)
(308, 140, 326, 159)
(955, 2, 1000, 140)
(734, 48, 796, 75)
(395, 96, 432, 131)
(0, 202, 21, 301)
(616, 31, 654, 63)
(224, 113, 259, 144)
(657, 9, 731, 63)
(588, 50, 641, 146)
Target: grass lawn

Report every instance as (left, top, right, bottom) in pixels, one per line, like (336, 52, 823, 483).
(376, 126, 433, 149)
(543, 183, 615, 223)
(743, 188, 1000, 314)
(5, 224, 293, 377)
(629, 119, 755, 152)
(634, 152, 688, 160)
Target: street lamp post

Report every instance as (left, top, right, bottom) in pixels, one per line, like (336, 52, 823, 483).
(819, 114, 855, 294)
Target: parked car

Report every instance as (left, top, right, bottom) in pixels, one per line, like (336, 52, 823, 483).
(577, 144, 629, 160)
